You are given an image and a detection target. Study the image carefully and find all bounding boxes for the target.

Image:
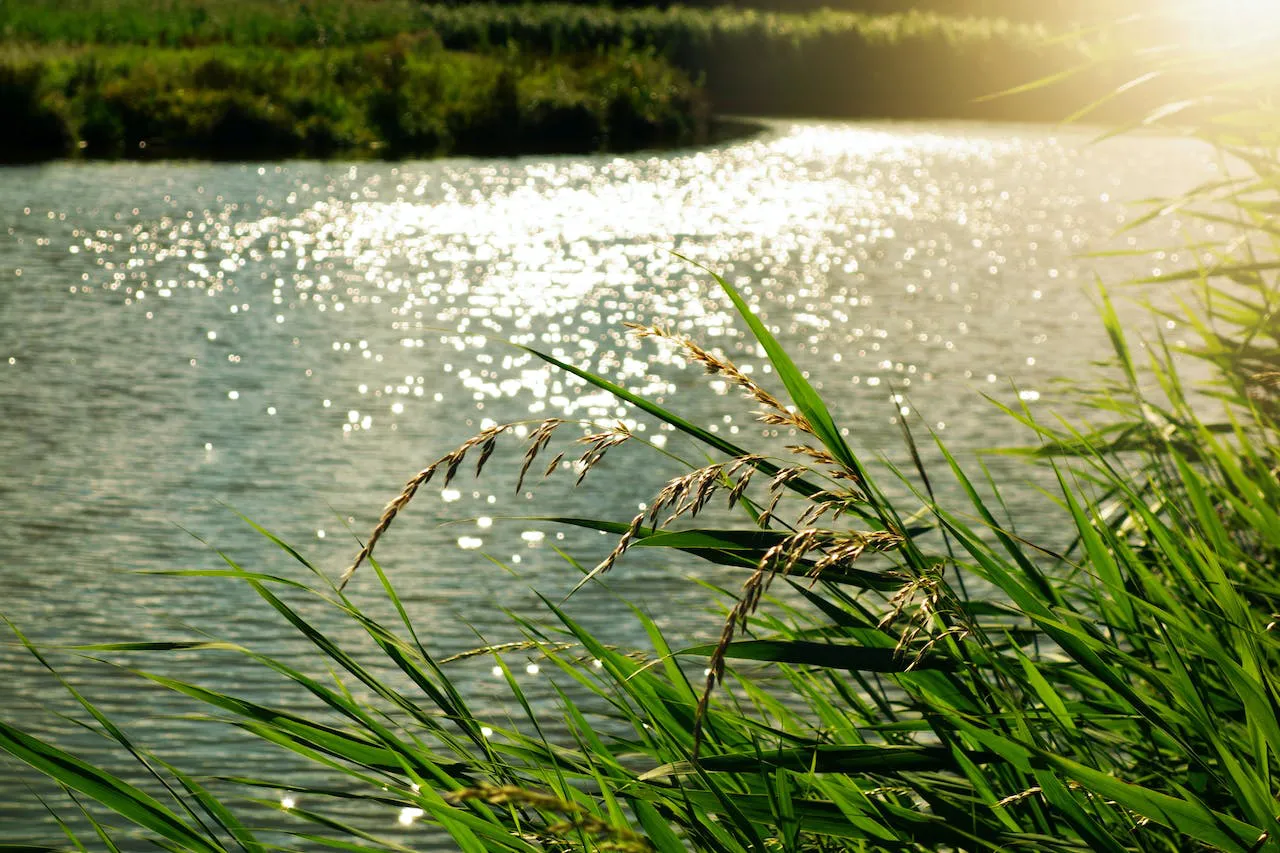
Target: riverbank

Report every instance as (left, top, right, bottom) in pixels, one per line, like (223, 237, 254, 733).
(0, 0, 1112, 163)
(0, 41, 708, 162)
(415, 5, 1095, 122)
(0, 0, 1064, 49)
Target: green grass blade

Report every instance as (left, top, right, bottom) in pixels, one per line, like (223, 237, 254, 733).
(0, 720, 224, 853)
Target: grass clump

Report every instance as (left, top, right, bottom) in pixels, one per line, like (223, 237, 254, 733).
(8, 234, 1279, 850)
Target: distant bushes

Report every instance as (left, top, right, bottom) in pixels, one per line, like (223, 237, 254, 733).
(0, 62, 75, 160)
(0, 41, 707, 161)
(0, 0, 435, 48)
(0, 0, 1116, 160)
(413, 5, 1093, 120)
(2, 0, 1101, 125)
(0, 0, 1151, 39)
(1, 0, 1063, 57)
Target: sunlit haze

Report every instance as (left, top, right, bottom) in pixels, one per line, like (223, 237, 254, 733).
(1182, 0, 1280, 51)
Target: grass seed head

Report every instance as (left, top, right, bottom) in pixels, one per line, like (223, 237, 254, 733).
(342, 424, 511, 589)
(627, 321, 814, 434)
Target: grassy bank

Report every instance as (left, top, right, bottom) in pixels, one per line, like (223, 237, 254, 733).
(0, 0, 1104, 158)
(0, 0, 1154, 34)
(0, 41, 707, 162)
(1, 0, 1061, 47)
(402, 5, 1092, 120)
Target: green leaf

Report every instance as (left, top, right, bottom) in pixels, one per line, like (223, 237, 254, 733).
(538, 517, 900, 588)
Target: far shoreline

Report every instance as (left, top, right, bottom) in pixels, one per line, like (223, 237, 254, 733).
(4, 111, 1168, 168)
(0, 116, 774, 167)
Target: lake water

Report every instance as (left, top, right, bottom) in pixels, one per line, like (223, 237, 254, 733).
(0, 120, 1218, 844)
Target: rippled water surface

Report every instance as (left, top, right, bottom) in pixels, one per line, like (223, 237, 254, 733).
(0, 120, 1217, 842)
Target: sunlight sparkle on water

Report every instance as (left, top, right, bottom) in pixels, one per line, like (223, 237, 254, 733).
(398, 807, 425, 827)
(6, 125, 1208, 527)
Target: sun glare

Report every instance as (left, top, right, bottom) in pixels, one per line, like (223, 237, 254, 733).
(1183, 0, 1280, 52)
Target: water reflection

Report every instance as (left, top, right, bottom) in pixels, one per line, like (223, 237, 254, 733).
(399, 806, 425, 826)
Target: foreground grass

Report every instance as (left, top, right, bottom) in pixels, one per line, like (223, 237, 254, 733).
(4, 254, 1279, 851)
(0, 41, 706, 161)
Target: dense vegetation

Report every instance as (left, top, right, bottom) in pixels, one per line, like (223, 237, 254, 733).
(0, 0, 1154, 27)
(388, 5, 1088, 120)
(0, 0, 1108, 161)
(3, 24, 1280, 851)
(430, 0, 1154, 24)
(0, 40, 704, 161)
(0, 0, 1063, 46)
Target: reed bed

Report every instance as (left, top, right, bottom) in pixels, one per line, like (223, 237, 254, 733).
(416, 4, 1095, 119)
(0, 0, 1161, 42)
